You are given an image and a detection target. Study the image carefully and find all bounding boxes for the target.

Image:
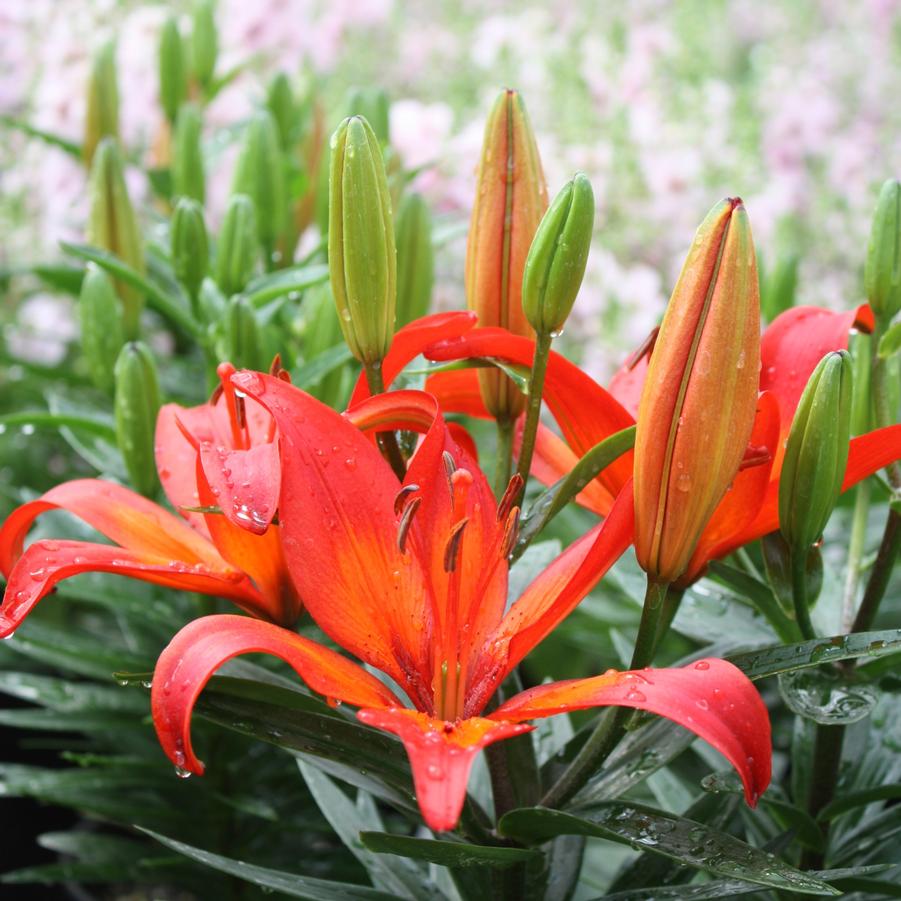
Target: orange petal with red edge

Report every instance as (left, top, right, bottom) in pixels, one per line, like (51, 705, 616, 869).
(231, 371, 434, 709)
(152, 615, 402, 775)
(357, 707, 531, 832)
(492, 657, 771, 806)
(0, 539, 260, 638)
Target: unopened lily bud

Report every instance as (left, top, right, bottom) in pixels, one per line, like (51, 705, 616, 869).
(224, 295, 265, 371)
(266, 72, 295, 150)
(215, 194, 257, 296)
(172, 103, 205, 203)
(191, 0, 217, 89)
(759, 250, 798, 323)
(466, 89, 548, 420)
(79, 264, 124, 393)
(115, 341, 161, 497)
(395, 191, 434, 327)
(849, 332, 872, 435)
(232, 111, 286, 256)
(159, 16, 187, 124)
(171, 197, 208, 304)
(779, 351, 853, 549)
(83, 41, 119, 167)
(522, 172, 594, 337)
(328, 115, 396, 365)
(865, 179, 901, 322)
(87, 137, 144, 339)
(344, 87, 390, 144)
(634, 198, 760, 584)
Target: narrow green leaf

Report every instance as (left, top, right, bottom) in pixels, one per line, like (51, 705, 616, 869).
(1, 115, 82, 157)
(819, 784, 901, 821)
(728, 629, 901, 680)
(513, 426, 636, 562)
(878, 320, 901, 358)
(60, 242, 201, 337)
(360, 832, 540, 869)
(244, 263, 329, 306)
(498, 805, 840, 895)
(0, 411, 117, 440)
(141, 829, 397, 900)
(292, 344, 355, 390)
(596, 865, 891, 900)
(298, 762, 441, 900)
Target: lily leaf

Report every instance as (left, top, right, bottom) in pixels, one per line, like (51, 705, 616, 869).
(244, 264, 329, 306)
(360, 832, 540, 869)
(513, 426, 636, 562)
(140, 829, 397, 900)
(498, 805, 840, 896)
(60, 242, 201, 337)
(728, 629, 901, 680)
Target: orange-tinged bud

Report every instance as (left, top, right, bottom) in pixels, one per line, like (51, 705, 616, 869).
(634, 198, 760, 584)
(465, 89, 547, 420)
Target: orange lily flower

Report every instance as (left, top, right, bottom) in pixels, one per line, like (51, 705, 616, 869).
(418, 303, 901, 586)
(0, 362, 300, 634)
(151, 374, 771, 831)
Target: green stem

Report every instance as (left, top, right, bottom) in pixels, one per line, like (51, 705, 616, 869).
(515, 330, 553, 497)
(852, 508, 901, 633)
(841, 480, 871, 632)
(363, 362, 406, 481)
(540, 579, 670, 809)
(872, 319, 901, 492)
(790, 546, 817, 641)
(494, 417, 514, 498)
(800, 722, 845, 871)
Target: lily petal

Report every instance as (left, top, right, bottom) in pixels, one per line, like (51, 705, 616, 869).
(425, 370, 491, 419)
(426, 328, 634, 497)
(492, 657, 771, 806)
(0, 479, 228, 577)
(357, 707, 531, 832)
(231, 371, 434, 707)
(760, 304, 873, 439)
(349, 311, 478, 407)
(1, 539, 260, 638)
(152, 614, 402, 775)
(466, 484, 635, 714)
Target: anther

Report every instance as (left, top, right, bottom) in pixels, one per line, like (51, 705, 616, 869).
(393, 483, 420, 516)
(625, 326, 659, 371)
(397, 496, 422, 554)
(501, 508, 520, 558)
(498, 473, 524, 521)
(442, 451, 456, 498)
(443, 518, 468, 572)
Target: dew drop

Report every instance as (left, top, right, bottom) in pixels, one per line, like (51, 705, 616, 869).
(694, 660, 710, 670)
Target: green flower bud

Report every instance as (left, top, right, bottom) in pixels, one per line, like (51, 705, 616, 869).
(266, 72, 295, 150)
(114, 341, 161, 497)
(172, 103, 205, 203)
(224, 295, 265, 371)
(171, 198, 209, 305)
(865, 178, 901, 322)
(779, 350, 853, 549)
(87, 137, 144, 339)
(79, 264, 124, 393)
(394, 191, 434, 327)
(232, 111, 286, 257)
(83, 41, 119, 167)
(759, 251, 799, 323)
(159, 16, 187, 124)
(302, 282, 347, 405)
(344, 87, 390, 144)
(191, 0, 218, 89)
(215, 194, 257, 296)
(328, 115, 396, 365)
(849, 331, 872, 435)
(522, 172, 594, 336)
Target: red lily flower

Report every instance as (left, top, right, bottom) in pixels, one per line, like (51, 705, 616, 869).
(151, 374, 771, 831)
(0, 362, 300, 635)
(421, 304, 901, 585)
